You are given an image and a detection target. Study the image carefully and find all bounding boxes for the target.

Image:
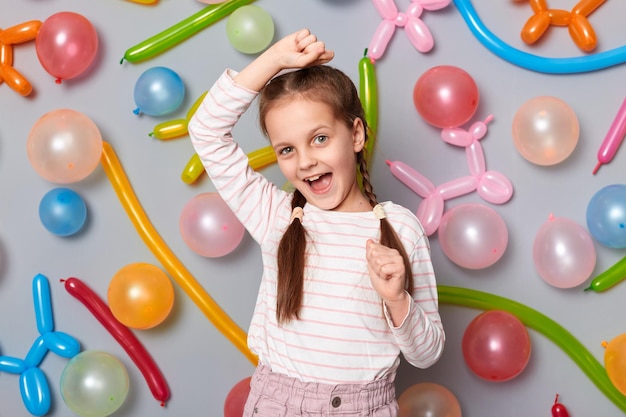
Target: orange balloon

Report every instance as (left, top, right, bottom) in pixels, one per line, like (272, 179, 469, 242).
(108, 263, 174, 329)
(604, 333, 626, 395)
(398, 382, 461, 417)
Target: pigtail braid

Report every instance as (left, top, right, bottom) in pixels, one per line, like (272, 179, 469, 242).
(358, 152, 414, 295)
(276, 190, 308, 324)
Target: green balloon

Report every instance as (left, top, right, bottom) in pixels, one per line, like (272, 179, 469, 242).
(226, 5, 275, 54)
(121, 0, 256, 63)
(60, 350, 129, 417)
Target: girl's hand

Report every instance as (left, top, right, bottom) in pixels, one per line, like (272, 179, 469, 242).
(366, 239, 410, 326)
(267, 28, 335, 70)
(234, 29, 334, 91)
(365, 239, 407, 303)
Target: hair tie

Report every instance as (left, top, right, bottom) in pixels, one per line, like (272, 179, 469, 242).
(373, 204, 386, 220)
(290, 207, 304, 224)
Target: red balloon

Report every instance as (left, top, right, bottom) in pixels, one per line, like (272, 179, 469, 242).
(35, 12, 98, 82)
(62, 277, 170, 405)
(462, 310, 531, 382)
(224, 376, 251, 417)
(413, 65, 479, 128)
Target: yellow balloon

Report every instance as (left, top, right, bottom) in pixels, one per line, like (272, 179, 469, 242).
(604, 333, 626, 395)
(108, 263, 174, 329)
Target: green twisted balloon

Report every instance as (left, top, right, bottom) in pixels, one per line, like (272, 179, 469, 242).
(438, 285, 626, 412)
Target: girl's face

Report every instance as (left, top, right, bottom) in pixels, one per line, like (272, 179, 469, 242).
(265, 98, 370, 212)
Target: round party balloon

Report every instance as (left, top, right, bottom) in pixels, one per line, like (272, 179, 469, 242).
(413, 65, 479, 128)
(462, 310, 531, 382)
(133, 66, 185, 116)
(604, 332, 626, 396)
(39, 187, 87, 236)
(398, 382, 461, 417)
(438, 203, 508, 269)
(60, 350, 129, 417)
(108, 263, 175, 329)
(179, 192, 245, 258)
(224, 376, 252, 417)
(532, 214, 596, 288)
(226, 5, 275, 54)
(512, 96, 579, 166)
(586, 184, 626, 248)
(27, 109, 103, 184)
(36, 12, 98, 82)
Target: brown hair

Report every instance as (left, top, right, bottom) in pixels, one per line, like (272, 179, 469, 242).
(259, 65, 413, 324)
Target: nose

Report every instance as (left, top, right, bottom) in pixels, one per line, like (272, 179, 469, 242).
(297, 149, 316, 170)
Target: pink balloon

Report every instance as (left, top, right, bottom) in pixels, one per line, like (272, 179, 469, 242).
(512, 96, 579, 166)
(462, 310, 531, 382)
(413, 65, 479, 128)
(36, 12, 99, 82)
(27, 109, 103, 184)
(438, 203, 508, 269)
(224, 377, 251, 417)
(179, 193, 245, 258)
(398, 382, 461, 417)
(532, 215, 597, 288)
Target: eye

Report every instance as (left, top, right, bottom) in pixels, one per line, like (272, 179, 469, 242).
(279, 146, 294, 155)
(313, 135, 328, 145)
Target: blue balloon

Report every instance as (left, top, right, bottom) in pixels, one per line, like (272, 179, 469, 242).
(20, 367, 51, 417)
(133, 66, 185, 116)
(586, 184, 626, 248)
(24, 336, 48, 369)
(0, 356, 26, 374)
(44, 332, 80, 358)
(32, 274, 54, 334)
(39, 187, 87, 237)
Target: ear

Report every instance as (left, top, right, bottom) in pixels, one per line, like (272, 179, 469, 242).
(352, 118, 366, 153)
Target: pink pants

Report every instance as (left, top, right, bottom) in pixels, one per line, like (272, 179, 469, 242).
(242, 365, 398, 417)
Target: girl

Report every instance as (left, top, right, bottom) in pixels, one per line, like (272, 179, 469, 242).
(188, 29, 444, 417)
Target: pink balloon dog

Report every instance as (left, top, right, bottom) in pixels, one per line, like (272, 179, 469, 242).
(387, 115, 513, 236)
(368, 0, 451, 62)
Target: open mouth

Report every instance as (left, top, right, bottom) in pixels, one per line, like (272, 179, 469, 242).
(305, 173, 332, 193)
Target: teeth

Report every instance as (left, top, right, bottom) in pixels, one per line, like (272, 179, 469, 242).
(306, 175, 321, 182)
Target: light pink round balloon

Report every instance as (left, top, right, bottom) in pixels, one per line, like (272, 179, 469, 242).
(512, 96, 579, 166)
(438, 203, 508, 269)
(462, 310, 531, 382)
(180, 193, 245, 258)
(532, 215, 596, 288)
(398, 382, 461, 417)
(27, 109, 103, 184)
(36, 11, 99, 81)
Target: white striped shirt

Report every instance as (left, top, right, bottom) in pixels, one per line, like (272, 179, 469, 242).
(188, 70, 445, 384)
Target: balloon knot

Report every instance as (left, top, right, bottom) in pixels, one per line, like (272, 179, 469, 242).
(119, 57, 125, 65)
(148, 132, 154, 137)
(133, 108, 140, 115)
(55, 78, 62, 84)
(601, 340, 608, 348)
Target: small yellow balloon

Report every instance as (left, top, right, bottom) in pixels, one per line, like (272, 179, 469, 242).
(604, 333, 626, 395)
(108, 263, 174, 329)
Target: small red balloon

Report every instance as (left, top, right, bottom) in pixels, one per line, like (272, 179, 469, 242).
(413, 65, 479, 128)
(552, 394, 570, 417)
(224, 376, 252, 417)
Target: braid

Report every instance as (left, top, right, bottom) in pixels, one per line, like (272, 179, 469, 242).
(276, 190, 307, 324)
(358, 151, 414, 295)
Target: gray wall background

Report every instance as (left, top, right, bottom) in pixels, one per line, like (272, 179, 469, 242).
(2, 0, 626, 416)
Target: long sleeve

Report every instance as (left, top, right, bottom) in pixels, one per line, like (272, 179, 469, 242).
(384, 233, 445, 368)
(187, 69, 291, 244)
